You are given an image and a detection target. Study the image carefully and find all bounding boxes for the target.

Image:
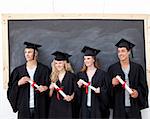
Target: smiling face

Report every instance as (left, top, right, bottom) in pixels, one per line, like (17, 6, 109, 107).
(24, 48, 37, 61)
(83, 56, 95, 67)
(117, 47, 130, 62)
(54, 60, 66, 72)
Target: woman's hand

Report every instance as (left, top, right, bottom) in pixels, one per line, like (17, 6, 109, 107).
(95, 87, 100, 93)
(64, 93, 74, 102)
(38, 85, 48, 92)
(49, 83, 55, 90)
(77, 79, 84, 88)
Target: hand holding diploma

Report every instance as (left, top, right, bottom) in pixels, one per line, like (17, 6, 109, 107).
(81, 80, 97, 91)
(116, 75, 133, 94)
(18, 76, 40, 89)
(77, 79, 97, 92)
(28, 80, 48, 93)
(131, 89, 138, 98)
(64, 93, 74, 102)
(28, 80, 40, 89)
(112, 77, 119, 86)
(77, 79, 84, 88)
(52, 83, 67, 98)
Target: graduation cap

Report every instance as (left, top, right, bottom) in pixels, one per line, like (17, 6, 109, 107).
(115, 38, 135, 57)
(24, 42, 42, 60)
(24, 42, 42, 51)
(81, 46, 100, 56)
(52, 51, 71, 62)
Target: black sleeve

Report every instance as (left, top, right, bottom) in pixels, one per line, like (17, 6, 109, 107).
(71, 73, 79, 100)
(39, 66, 51, 95)
(45, 67, 51, 87)
(75, 72, 82, 105)
(107, 66, 117, 108)
(97, 72, 110, 109)
(7, 69, 19, 112)
(136, 65, 149, 109)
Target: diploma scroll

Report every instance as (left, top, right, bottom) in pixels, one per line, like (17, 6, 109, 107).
(116, 75, 133, 94)
(80, 79, 97, 91)
(53, 83, 67, 98)
(28, 80, 40, 89)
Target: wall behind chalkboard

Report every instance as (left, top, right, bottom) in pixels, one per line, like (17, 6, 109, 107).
(8, 19, 145, 73)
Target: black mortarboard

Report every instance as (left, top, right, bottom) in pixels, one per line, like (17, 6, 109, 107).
(52, 51, 71, 62)
(24, 42, 41, 51)
(81, 46, 100, 56)
(115, 38, 135, 57)
(115, 39, 135, 50)
(24, 42, 41, 60)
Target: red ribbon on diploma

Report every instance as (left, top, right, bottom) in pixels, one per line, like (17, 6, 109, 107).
(56, 88, 64, 100)
(30, 81, 40, 93)
(31, 81, 36, 88)
(83, 82, 91, 94)
(122, 81, 126, 89)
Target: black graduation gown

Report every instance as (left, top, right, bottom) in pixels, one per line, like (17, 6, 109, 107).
(7, 62, 51, 119)
(72, 74, 81, 119)
(107, 61, 149, 119)
(77, 69, 110, 119)
(48, 71, 76, 119)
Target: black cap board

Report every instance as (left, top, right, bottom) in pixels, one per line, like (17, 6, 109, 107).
(81, 46, 100, 56)
(52, 51, 71, 62)
(115, 38, 135, 50)
(24, 42, 41, 51)
(24, 41, 41, 60)
(115, 38, 135, 58)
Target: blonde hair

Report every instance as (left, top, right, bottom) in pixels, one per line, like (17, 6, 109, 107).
(50, 60, 74, 82)
(80, 56, 100, 72)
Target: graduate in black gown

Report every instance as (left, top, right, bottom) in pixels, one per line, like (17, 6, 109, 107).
(48, 51, 76, 119)
(107, 39, 149, 119)
(77, 46, 110, 119)
(7, 42, 50, 119)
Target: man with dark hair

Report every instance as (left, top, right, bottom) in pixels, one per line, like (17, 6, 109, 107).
(7, 42, 50, 119)
(107, 38, 148, 119)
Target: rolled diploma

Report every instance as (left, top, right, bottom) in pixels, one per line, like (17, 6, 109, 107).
(116, 75, 133, 94)
(80, 79, 97, 91)
(28, 80, 40, 89)
(53, 83, 67, 98)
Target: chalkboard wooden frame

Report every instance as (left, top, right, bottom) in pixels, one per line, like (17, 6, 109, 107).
(2, 14, 150, 89)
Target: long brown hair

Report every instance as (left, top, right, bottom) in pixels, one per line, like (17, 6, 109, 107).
(50, 60, 74, 82)
(80, 56, 100, 72)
